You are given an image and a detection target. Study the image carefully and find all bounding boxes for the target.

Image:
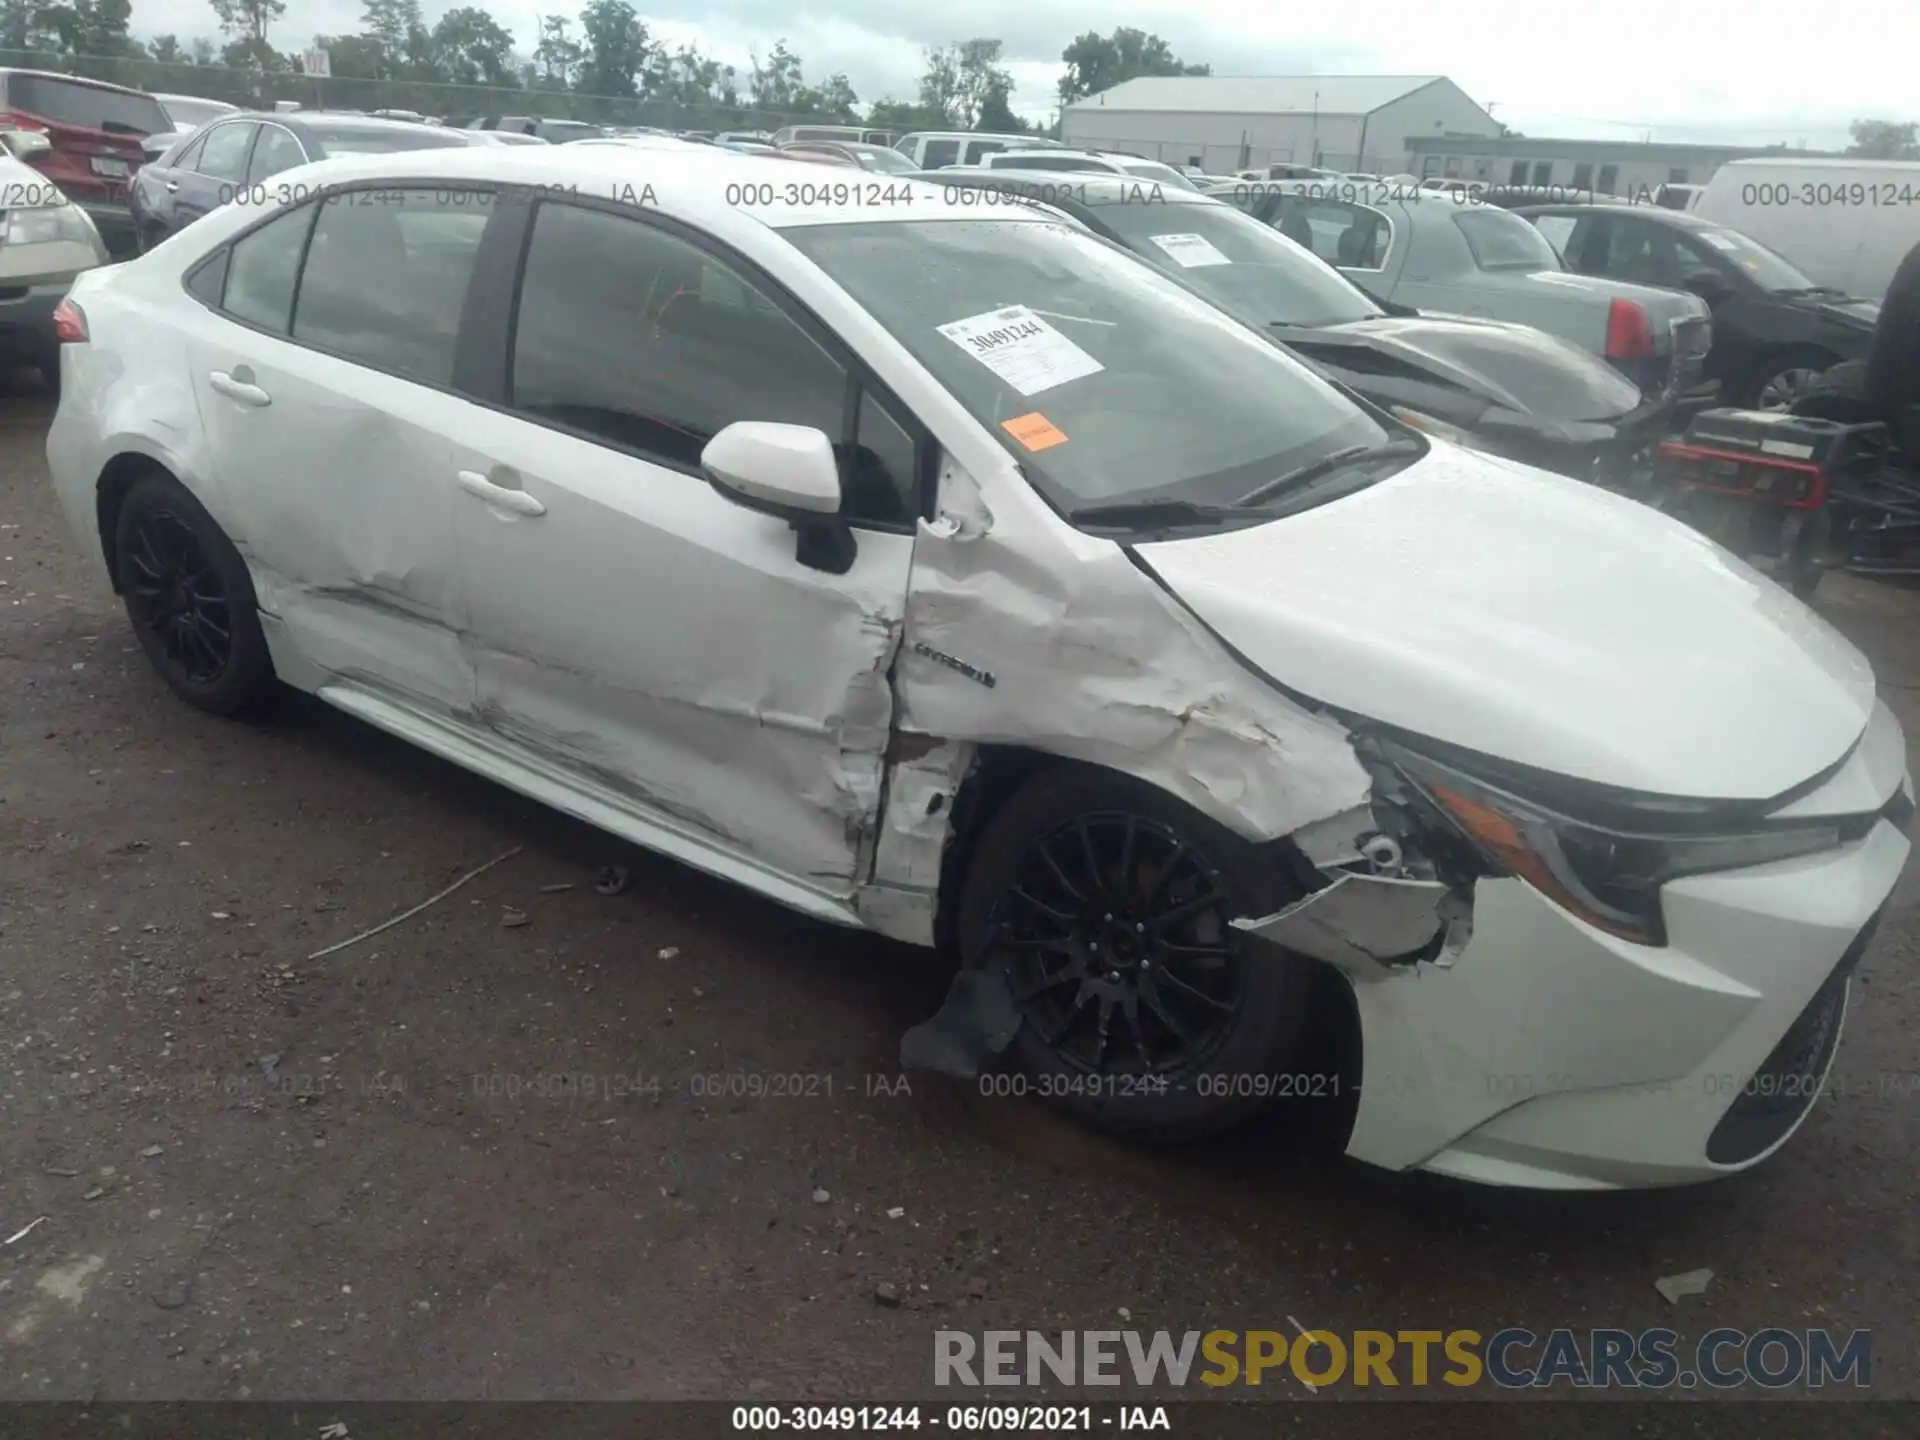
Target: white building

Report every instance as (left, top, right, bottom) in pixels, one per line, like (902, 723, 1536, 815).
(1060, 75, 1500, 176)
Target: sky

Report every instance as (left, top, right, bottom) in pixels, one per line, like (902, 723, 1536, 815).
(129, 0, 1919, 149)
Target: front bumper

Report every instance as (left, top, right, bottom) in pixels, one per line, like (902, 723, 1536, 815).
(1241, 711, 1910, 1189)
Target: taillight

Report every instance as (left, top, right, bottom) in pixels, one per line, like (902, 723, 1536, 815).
(1605, 299, 1653, 360)
(52, 299, 87, 343)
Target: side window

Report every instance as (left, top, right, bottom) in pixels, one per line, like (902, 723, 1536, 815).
(1596, 164, 1619, 195)
(922, 139, 960, 168)
(850, 391, 919, 525)
(1675, 236, 1724, 287)
(1532, 214, 1578, 258)
(964, 140, 1008, 165)
(1531, 161, 1553, 186)
(172, 133, 207, 172)
(1508, 160, 1529, 186)
(196, 122, 255, 183)
(1570, 162, 1594, 190)
(292, 188, 490, 386)
(510, 203, 854, 488)
(1287, 200, 1391, 268)
(221, 204, 312, 333)
(248, 126, 306, 184)
(1561, 215, 1603, 270)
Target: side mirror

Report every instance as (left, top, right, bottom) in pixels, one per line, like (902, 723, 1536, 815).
(701, 421, 855, 574)
(0, 128, 52, 160)
(1684, 271, 1731, 303)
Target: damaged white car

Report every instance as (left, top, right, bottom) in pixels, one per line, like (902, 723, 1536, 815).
(46, 146, 1913, 1190)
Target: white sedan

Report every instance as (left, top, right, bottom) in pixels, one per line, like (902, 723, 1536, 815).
(45, 144, 1912, 1189)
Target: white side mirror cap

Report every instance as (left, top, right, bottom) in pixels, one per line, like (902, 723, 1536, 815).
(701, 421, 842, 516)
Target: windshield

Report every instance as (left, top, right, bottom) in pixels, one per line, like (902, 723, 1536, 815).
(1693, 226, 1818, 292)
(851, 146, 915, 174)
(307, 123, 473, 154)
(7, 75, 168, 135)
(1454, 209, 1564, 271)
(1115, 159, 1199, 191)
(1091, 197, 1384, 328)
(783, 218, 1388, 515)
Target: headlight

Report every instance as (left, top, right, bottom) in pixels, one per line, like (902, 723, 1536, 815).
(1383, 741, 1844, 946)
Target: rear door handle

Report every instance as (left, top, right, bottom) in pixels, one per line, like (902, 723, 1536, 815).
(165, 180, 179, 192)
(457, 469, 546, 517)
(207, 370, 270, 407)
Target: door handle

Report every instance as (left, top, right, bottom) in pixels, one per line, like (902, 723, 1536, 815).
(457, 469, 546, 517)
(165, 180, 179, 192)
(207, 370, 270, 407)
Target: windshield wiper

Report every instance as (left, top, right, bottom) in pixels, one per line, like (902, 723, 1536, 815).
(1067, 497, 1263, 529)
(1234, 437, 1425, 507)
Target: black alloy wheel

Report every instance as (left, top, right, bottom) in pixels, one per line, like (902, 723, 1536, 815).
(997, 811, 1245, 1078)
(126, 506, 233, 685)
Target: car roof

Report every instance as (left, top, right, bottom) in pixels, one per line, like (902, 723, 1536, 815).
(154, 92, 236, 107)
(1516, 202, 1718, 227)
(189, 145, 1047, 234)
(938, 168, 1217, 206)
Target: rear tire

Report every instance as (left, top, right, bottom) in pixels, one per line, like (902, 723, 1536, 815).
(113, 472, 278, 718)
(1867, 238, 1920, 413)
(956, 765, 1319, 1142)
(1742, 347, 1837, 410)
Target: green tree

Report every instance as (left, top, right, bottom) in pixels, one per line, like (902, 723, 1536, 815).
(148, 33, 184, 62)
(867, 97, 946, 131)
(793, 71, 857, 120)
(34, 0, 135, 55)
(748, 37, 803, 110)
(578, 0, 650, 98)
(189, 34, 215, 64)
(312, 31, 384, 80)
(359, 0, 419, 57)
(1847, 119, 1920, 160)
(208, 0, 284, 45)
(918, 39, 1012, 130)
(978, 74, 1026, 134)
(533, 14, 581, 87)
(1056, 28, 1209, 106)
(430, 6, 515, 86)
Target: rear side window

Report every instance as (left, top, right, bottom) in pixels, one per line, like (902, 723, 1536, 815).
(248, 127, 306, 184)
(922, 139, 960, 168)
(292, 188, 490, 386)
(964, 140, 1009, 165)
(1455, 208, 1564, 271)
(2, 74, 168, 134)
(170, 132, 207, 171)
(221, 204, 312, 333)
(196, 123, 255, 183)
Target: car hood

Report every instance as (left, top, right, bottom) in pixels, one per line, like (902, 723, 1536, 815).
(1282, 313, 1645, 422)
(1132, 444, 1876, 800)
(1792, 294, 1880, 329)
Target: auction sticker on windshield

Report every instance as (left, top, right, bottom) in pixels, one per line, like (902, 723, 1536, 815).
(1150, 233, 1232, 268)
(937, 305, 1104, 396)
(1001, 412, 1069, 451)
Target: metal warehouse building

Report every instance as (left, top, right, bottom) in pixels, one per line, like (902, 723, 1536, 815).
(1060, 75, 1501, 176)
(1404, 135, 1836, 198)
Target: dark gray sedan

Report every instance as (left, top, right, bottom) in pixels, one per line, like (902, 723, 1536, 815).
(1215, 180, 1713, 397)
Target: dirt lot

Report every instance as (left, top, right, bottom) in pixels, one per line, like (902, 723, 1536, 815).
(3, 369, 1919, 1416)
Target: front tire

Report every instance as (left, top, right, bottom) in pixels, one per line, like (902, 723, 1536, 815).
(1743, 348, 1836, 410)
(957, 765, 1318, 1142)
(113, 473, 278, 717)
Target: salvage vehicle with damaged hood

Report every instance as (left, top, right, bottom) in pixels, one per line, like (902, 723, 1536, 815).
(45, 144, 1912, 1190)
(931, 169, 1680, 482)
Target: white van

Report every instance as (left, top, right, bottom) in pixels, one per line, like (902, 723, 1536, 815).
(1694, 158, 1920, 300)
(895, 131, 1060, 169)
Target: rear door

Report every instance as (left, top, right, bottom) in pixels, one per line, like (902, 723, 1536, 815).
(177, 120, 257, 228)
(181, 186, 495, 714)
(444, 197, 920, 895)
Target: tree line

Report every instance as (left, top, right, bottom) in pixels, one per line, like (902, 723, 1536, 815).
(0, 4, 1216, 131)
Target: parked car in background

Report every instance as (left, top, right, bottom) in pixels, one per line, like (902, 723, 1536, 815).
(464, 116, 602, 144)
(467, 129, 551, 147)
(1217, 181, 1713, 397)
(370, 109, 428, 124)
(130, 112, 475, 250)
(1238, 163, 1340, 182)
(1693, 158, 1920, 303)
(935, 170, 1675, 483)
(0, 127, 111, 388)
(775, 140, 917, 174)
(142, 93, 240, 160)
(568, 134, 710, 155)
(0, 68, 169, 258)
(769, 123, 896, 147)
(1518, 202, 1878, 408)
(1653, 182, 1703, 211)
(713, 130, 774, 147)
(718, 139, 780, 155)
(778, 147, 859, 168)
(46, 142, 1909, 1190)
(894, 131, 1060, 168)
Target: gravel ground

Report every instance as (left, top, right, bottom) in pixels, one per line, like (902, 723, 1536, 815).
(3, 369, 1917, 1420)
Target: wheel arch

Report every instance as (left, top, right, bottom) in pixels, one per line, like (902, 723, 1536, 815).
(95, 450, 179, 594)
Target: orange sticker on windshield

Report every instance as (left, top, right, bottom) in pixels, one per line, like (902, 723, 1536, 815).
(1002, 412, 1068, 452)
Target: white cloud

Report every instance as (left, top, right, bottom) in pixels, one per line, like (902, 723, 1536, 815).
(129, 0, 1918, 144)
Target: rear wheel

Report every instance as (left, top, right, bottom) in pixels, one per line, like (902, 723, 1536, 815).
(1867, 239, 1920, 413)
(113, 473, 278, 717)
(957, 766, 1318, 1142)
(1743, 347, 1837, 410)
